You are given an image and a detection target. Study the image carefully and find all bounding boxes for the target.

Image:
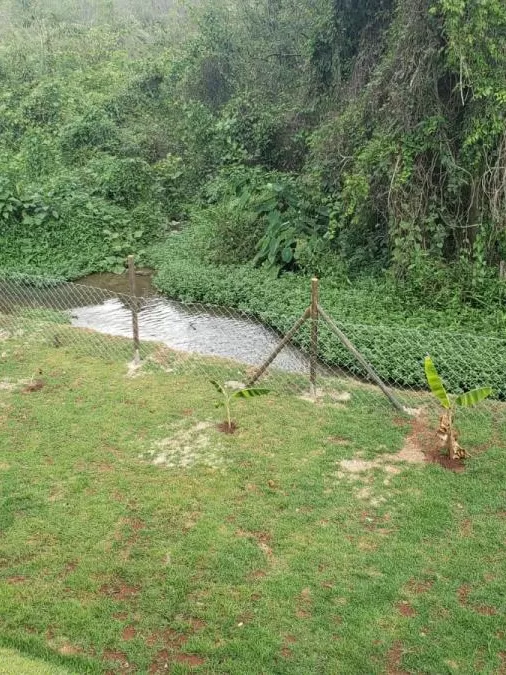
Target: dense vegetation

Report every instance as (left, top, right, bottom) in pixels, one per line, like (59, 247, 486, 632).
(0, 0, 505, 328)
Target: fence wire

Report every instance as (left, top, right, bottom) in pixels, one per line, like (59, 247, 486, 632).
(1, 270, 505, 439)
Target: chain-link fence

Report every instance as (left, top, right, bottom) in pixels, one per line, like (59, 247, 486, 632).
(1, 270, 505, 442)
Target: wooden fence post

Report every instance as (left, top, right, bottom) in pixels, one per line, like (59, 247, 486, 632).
(310, 277, 319, 397)
(128, 255, 140, 364)
(246, 308, 311, 386)
(317, 305, 405, 413)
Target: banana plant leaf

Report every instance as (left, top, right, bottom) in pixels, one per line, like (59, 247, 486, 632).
(424, 356, 450, 409)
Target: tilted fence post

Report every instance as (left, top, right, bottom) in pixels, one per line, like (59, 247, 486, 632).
(318, 305, 405, 414)
(246, 308, 311, 386)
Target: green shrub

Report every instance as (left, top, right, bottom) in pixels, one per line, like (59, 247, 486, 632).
(150, 233, 506, 399)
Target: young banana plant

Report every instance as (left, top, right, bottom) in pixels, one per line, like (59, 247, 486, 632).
(424, 356, 492, 460)
(210, 380, 270, 433)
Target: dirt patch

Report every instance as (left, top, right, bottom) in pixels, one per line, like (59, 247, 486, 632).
(149, 649, 171, 674)
(100, 582, 140, 600)
(458, 584, 470, 606)
(59, 560, 79, 579)
(145, 421, 224, 469)
(113, 612, 129, 620)
(186, 618, 206, 631)
(474, 605, 497, 616)
(406, 578, 433, 594)
(0, 378, 34, 393)
(338, 413, 466, 485)
(145, 628, 188, 648)
(122, 625, 137, 640)
(409, 413, 466, 472)
(248, 569, 267, 580)
(397, 601, 416, 617)
(173, 654, 206, 666)
(425, 448, 465, 472)
(295, 587, 312, 619)
(217, 421, 238, 434)
(22, 379, 45, 393)
(7, 575, 27, 584)
(386, 641, 409, 675)
(460, 519, 473, 537)
(103, 650, 132, 671)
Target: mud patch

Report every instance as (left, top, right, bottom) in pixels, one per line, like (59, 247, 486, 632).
(7, 575, 27, 584)
(458, 584, 498, 615)
(143, 420, 225, 469)
(397, 601, 416, 617)
(386, 641, 409, 675)
(173, 654, 206, 665)
(100, 582, 140, 600)
(122, 625, 137, 641)
(425, 448, 465, 472)
(217, 421, 238, 434)
(406, 578, 433, 594)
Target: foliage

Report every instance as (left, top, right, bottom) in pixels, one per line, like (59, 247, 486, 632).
(151, 235, 506, 399)
(210, 379, 270, 432)
(0, 0, 505, 325)
(424, 355, 492, 458)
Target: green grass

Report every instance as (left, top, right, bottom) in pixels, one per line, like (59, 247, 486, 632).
(0, 648, 70, 674)
(0, 327, 505, 674)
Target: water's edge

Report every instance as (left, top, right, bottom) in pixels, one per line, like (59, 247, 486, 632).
(5, 272, 310, 373)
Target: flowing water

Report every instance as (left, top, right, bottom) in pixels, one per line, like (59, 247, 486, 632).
(3, 272, 309, 372)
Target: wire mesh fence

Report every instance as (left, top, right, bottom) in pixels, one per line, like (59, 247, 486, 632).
(1, 269, 505, 439)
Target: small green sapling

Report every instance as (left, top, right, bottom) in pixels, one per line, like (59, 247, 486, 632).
(210, 380, 270, 433)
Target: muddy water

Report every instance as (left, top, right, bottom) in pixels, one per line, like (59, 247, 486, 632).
(69, 273, 309, 372)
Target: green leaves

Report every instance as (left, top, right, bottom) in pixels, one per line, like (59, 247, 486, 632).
(210, 380, 226, 396)
(424, 356, 450, 409)
(455, 388, 493, 407)
(425, 356, 492, 409)
(232, 388, 270, 400)
(210, 380, 270, 430)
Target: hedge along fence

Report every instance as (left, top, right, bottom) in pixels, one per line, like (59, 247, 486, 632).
(312, 322, 506, 400)
(2, 265, 504, 401)
(152, 259, 506, 400)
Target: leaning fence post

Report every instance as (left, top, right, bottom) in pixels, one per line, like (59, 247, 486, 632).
(127, 255, 141, 364)
(310, 277, 319, 397)
(318, 304, 405, 414)
(247, 308, 311, 386)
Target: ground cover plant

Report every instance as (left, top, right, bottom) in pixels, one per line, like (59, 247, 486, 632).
(0, 322, 505, 673)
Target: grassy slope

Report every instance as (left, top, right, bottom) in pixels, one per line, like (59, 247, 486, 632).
(0, 648, 69, 674)
(0, 329, 505, 673)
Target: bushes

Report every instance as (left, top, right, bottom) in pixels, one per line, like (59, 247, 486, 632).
(0, 176, 164, 278)
(151, 232, 506, 398)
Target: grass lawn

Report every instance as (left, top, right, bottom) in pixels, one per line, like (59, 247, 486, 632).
(0, 325, 505, 674)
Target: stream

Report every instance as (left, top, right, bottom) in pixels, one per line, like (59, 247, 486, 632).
(4, 272, 309, 373)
